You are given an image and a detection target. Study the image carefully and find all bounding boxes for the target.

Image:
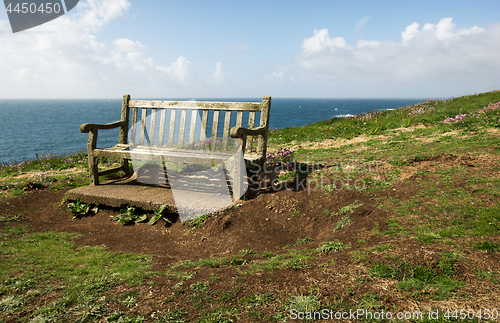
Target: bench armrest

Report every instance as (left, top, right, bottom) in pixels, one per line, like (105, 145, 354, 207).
(230, 126, 267, 138)
(80, 120, 125, 133)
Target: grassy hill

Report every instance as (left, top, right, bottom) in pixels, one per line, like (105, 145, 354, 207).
(1, 90, 500, 322)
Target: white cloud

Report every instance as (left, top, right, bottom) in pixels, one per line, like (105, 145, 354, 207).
(77, 0, 131, 30)
(156, 56, 199, 84)
(113, 38, 145, 53)
(0, 0, 207, 97)
(213, 62, 227, 83)
(296, 17, 500, 96)
(301, 28, 350, 56)
(401, 22, 419, 42)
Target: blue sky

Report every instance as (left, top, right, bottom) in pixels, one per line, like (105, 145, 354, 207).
(1, 0, 500, 98)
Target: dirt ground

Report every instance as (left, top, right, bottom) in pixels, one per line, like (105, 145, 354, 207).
(1, 153, 500, 321)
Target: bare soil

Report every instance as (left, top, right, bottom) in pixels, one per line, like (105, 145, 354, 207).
(1, 152, 500, 321)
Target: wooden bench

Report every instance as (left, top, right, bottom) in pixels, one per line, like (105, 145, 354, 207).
(80, 95, 271, 186)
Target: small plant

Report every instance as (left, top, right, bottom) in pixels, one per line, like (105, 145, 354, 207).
(147, 205, 172, 225)
(332, 202, 363, 216)
(369, 262, 397, 279)
(239, 293, 275, 309)
(285, 295, 320, 312)
(266, 147, 296, 168)
(66, 199, 98, 219)
(316, 240, 350, 253)
(190, 281, 209, 292)
(334, 215, 353, 232)
(296, 237, 314, 245)
(282, 258, 306, 270)
(121, 295, 137, 308)
(475, 241, 500, 253)
(239, 249, 255, 256)
(112, 207, 147, 225)
(186, 214, 209, 228)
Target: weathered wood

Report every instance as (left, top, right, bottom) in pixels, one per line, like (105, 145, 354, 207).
(119, 95, 131, 176)
(168, 109, 177, 148)
(119, 94, 130, 144)
(236, 111, 243, 128)
(87, 129, 98, 185)
(178, 109, 187, 146)
(200, 110, 209, 150)
(80, 120, 123, 133)
(80, 95, 271, 185)
(257, 97, 271, 159)
(211, 110, 220, 152)
(158, 109, 166, 147)
(188, 109, 197, 149)
(130, 100, 261, 111)
(222, 110, 232, 150)
(149, 108, 156, 146)
(130, 107, 138, 144)
(247, 111, 256, 152)
(140, 108, 147, 145)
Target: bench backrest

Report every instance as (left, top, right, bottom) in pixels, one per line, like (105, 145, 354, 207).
(119, 95, 271, 154)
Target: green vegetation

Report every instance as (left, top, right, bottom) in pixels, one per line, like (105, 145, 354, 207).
(270, 91, 500, 147)
(1, 90, 500, 321)
(112, 206, 148, 225)
(66, 199, 99, 219)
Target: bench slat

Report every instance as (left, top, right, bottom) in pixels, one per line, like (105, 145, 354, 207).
(188, 109, 197, 149)
(178, 109, 187, 146)
(158, 109, 166, 147)
(211, 110, 220, 152)
(130, 107, 138, 144)
(168, 109, 176, 147)
(236, 111, 243, 127)
(140, 108, 147, 145)
(247, 111, 256, 152)
(149, 108, 156, 146)
(222, 110, 231, 150)
(200, 110, 208, 150)
(130, 100, 261, 112)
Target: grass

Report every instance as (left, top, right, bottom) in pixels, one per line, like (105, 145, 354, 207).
(0, 231, 154, 322)
(1, 90, 500, 321)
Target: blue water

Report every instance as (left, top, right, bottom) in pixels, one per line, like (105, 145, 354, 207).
(0, 98, 426, 164)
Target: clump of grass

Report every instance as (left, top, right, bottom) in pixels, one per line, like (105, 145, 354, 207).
(285, 295, 321, 313)
(190, 281, 210, 292)
(475, 241, 500, 253)
(368, 243, 394, 252)
(334, 215, 353, 232)
(316, 240, 350, 253)
(185, 214, 210, 228)
(239, 249, 255, 256)
(282, 258, 307, 271)
(239, 293, 275, 309)
(331, 202, 363, 216)
(369, 262, 397, 279)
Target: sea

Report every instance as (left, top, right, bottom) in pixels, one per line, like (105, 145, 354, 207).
(0, 98, 429, 164)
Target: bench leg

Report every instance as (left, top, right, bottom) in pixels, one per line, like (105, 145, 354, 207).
(121, 159, 131, 178)
(88, 157, 99, 186)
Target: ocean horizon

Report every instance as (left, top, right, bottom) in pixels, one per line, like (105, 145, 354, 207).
(0, 98, 431, 164)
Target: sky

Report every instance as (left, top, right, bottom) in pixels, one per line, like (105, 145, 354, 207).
(1, 0, 500, 99)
